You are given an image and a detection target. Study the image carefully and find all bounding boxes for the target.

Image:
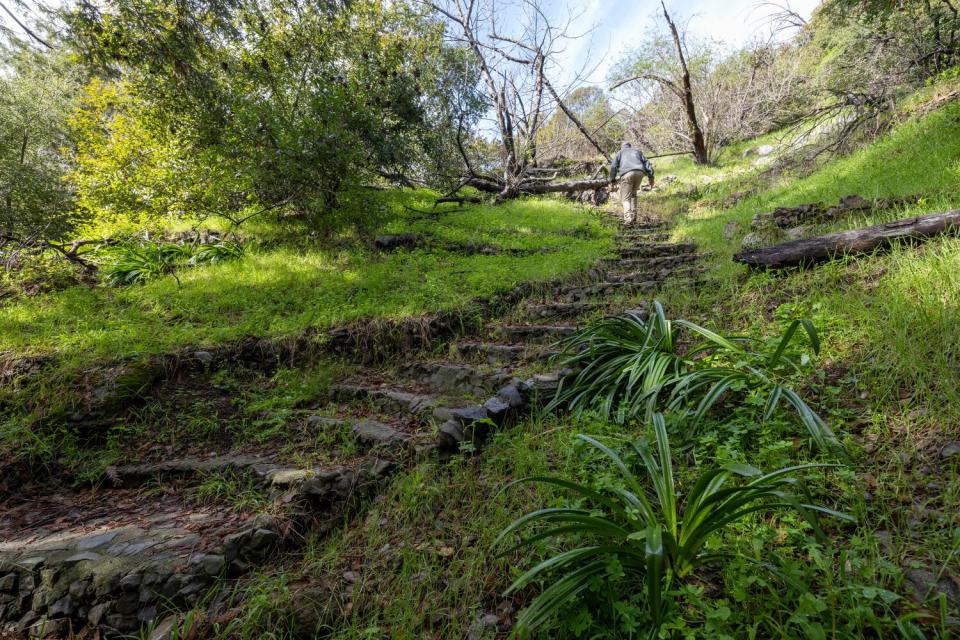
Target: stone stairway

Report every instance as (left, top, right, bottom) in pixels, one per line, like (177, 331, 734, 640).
(0, 212, 706, 638)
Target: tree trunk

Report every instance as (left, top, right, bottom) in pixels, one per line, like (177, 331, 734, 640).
(734, 210, 960, 268)
(518, 178, 608, 194)
(465, 176, 606, 195)
(542, 76, 611, 162)
(662, 1, 708, 165)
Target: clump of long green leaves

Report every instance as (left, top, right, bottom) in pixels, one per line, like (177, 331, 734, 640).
(497, 415, 852, 637)
(103, 240, 243, 285)
(189, 241, 245, 265)
(547, 301, 838, 450)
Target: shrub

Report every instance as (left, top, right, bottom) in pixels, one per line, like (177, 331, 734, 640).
(497, 414, 852, 637)
(547, 301, 838, 450)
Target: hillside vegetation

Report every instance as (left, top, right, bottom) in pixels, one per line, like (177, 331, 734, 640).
(205, 84, 960, 640)
(2, 0, 960, 639)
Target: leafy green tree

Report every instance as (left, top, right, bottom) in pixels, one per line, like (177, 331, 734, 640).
(0, 44, 80, 237)
(66, 0, 474, 223)
(68, 79, 239, 234)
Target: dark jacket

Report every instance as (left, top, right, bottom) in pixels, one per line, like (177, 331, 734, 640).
(609, 147, 654, 182)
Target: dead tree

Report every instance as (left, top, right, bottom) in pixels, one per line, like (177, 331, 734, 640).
(428, 0, 616, 200)
(0, 0, 54, 49)
(661, 2, 707, 165)
(0, 233, 108, 273)
(610, 2, 709, 165)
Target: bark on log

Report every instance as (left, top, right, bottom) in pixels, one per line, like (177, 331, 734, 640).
(734, 209, 960, 268)
(464, 176, 607, 196)
(518, 178, 608, 194)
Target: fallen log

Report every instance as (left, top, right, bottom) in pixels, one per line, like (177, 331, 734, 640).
(464, 176, 608, 195)
(518, 178, 608, 194)
(734, 209, 960, 268)
(435, 196, 482, 206)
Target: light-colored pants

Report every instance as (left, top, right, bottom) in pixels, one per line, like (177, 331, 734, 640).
(618, 170, 645, 223)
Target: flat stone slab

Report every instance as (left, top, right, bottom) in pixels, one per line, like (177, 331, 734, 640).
(350, 419, 410, 448)
(618, 242, 697, 258)
(490, 324, 580, 343)
(329, 384, 438, 418)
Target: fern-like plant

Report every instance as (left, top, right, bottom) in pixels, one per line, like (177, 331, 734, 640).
(497, 415, 851, 637)
(547, 301, 838, 450)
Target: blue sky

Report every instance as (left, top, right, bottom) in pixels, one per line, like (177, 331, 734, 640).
(1, 0, 820, 92)
(541, 0, 821, 87)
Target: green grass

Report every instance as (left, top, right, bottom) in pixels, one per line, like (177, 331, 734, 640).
(0, 190, 611, 464)
(637, 97, 960, 637)
(208, 95, 960, 639)
(656, 100, 960, 414)
(0, 191, 612, 366)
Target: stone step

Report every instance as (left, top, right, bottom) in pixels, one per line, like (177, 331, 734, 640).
(525, 301, 604, 319)
(607, 264, 707, 284)
(328, 384, 439, 421)
(401, 361, 511, 396)
(306, 414, 414, 450)
(108, 455, 315, 488)
(348, 419, 411, 449)
(489, 324, 580, 343)
(618, 242, 697, 259)
(605, 252, 706, 271)
(450, 341, 559, 364)
(617, 232, 670, 243)
(617, 221, 669, 231)
(554, 279, 658, 302)
(0, 458, 393, 637)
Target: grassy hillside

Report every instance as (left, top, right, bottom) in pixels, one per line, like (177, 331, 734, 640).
(0, 191, 611, 366)
(659, 100, 960, 414)
(0, 191, 611, 466)
(212, 97, 960, 639)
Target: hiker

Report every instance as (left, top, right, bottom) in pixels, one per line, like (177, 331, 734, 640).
(608, 142, 655, 224)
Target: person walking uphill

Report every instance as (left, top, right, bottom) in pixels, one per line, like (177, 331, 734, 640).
(608, 142, 655, 225)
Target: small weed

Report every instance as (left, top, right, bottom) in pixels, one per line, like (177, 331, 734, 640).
(190, 470, 273, 514)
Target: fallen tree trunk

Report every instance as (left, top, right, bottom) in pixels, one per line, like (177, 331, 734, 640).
(463, 176, 608, 198)
(734, 209, 960, 268)
(435, 196, 482, 206)
(518, 178, 608, 194)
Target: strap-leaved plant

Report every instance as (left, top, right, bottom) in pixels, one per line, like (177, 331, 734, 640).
(546, 300, 839, 450)
(497, 414, 852, 637)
